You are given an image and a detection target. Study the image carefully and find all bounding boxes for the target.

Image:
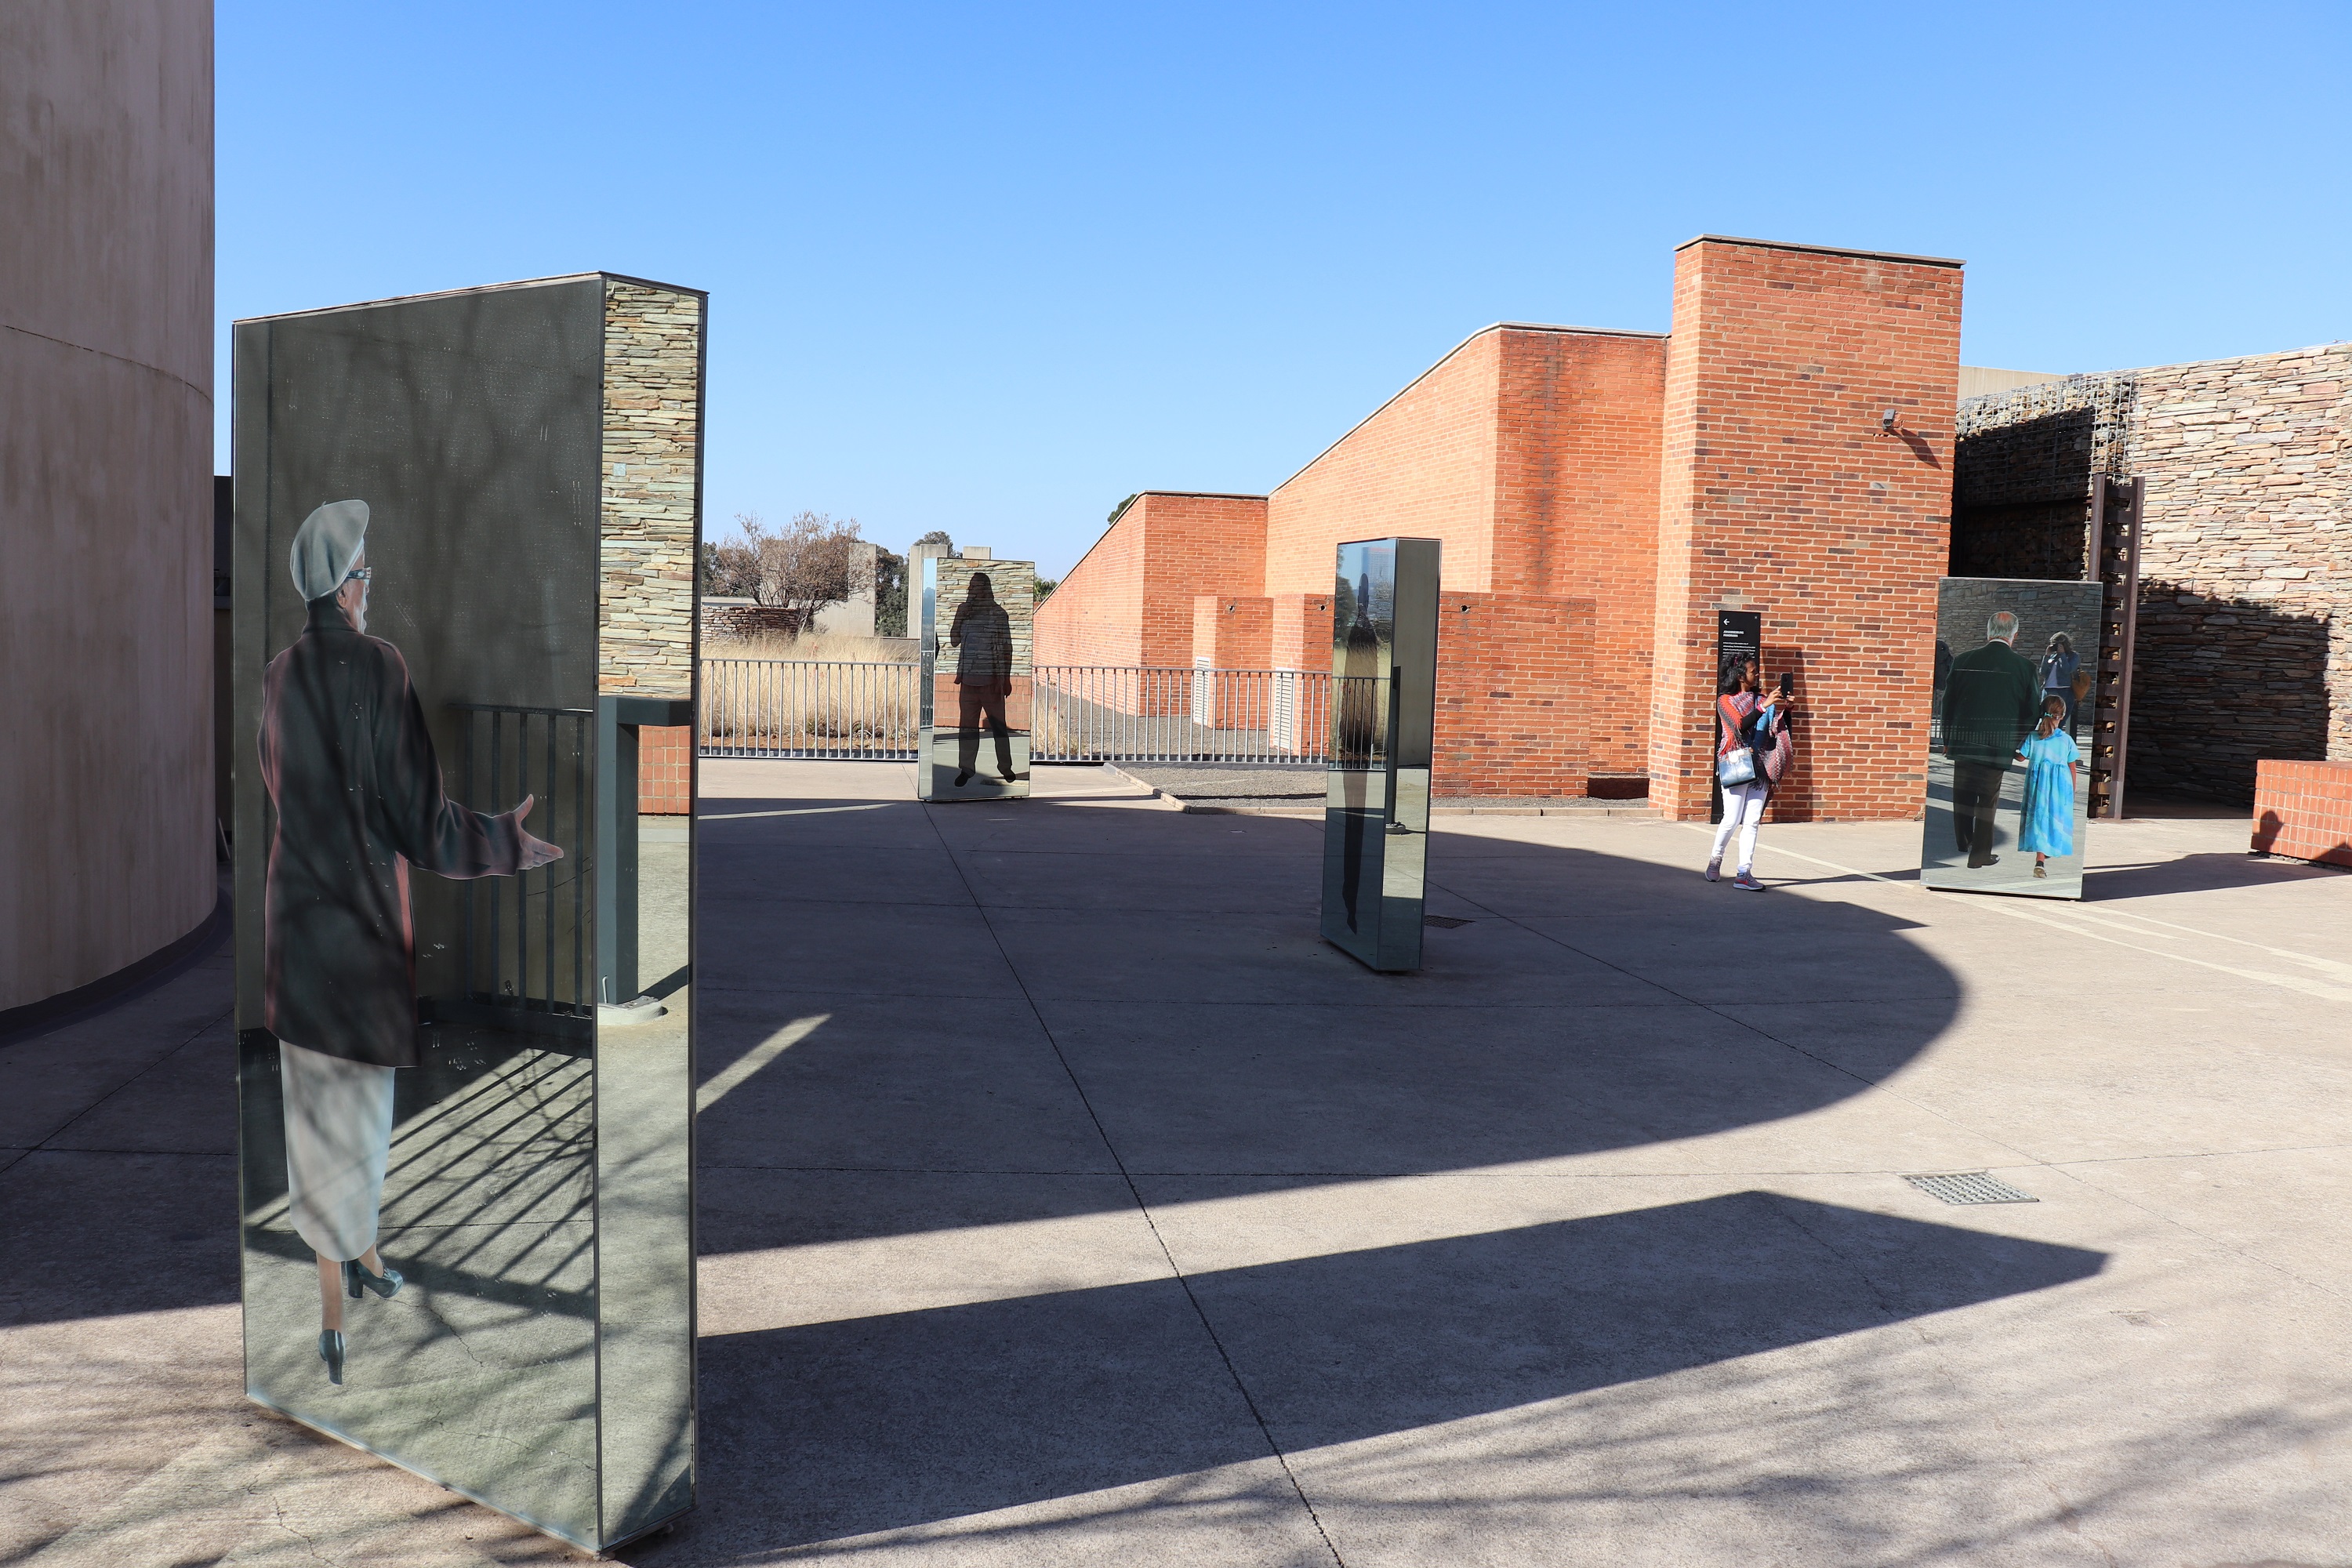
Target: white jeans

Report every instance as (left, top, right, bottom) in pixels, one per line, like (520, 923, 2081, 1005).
(1710, 779, 1768, 873)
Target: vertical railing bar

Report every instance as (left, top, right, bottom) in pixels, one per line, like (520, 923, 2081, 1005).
(517, 709, 529, 1004)
(489, 712, 503, 1000)
(545, 711, 556, 1011)
(463, 712, 476, 1000)
(572, 711, 584, 1008)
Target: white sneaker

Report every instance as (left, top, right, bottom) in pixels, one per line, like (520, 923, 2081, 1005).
(1704, 858, 1721, 882)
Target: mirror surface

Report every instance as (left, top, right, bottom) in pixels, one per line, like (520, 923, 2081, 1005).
(1922, 577, 2100, 900)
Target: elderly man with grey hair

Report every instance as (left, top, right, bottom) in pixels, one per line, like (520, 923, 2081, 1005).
(1940, 609, 2044, 868)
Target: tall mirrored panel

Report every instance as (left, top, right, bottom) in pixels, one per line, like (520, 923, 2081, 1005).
(231, 274, 702, 1551)
(918, 554, 1036, 800)
(1321, 537, 1440, 971)
(1922, 576, 2100, 900)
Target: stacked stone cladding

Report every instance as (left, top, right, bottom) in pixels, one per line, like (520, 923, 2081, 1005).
(932, 556, 1036, 730)
(700, 602, 796, 641)
(600, 279, 702, 697)
(1957, 343, 2348, 801)
(1951, 375, 2136, 579)
(1648, 238, 1963, 822)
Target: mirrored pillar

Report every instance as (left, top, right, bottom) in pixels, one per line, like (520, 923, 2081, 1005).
(1321, 537, 1440, 971)
(917, 552, 1036, 801)
(230, 273, 701, 1552)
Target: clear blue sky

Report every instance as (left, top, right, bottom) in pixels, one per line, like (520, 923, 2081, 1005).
(218, 2, 2349, 578)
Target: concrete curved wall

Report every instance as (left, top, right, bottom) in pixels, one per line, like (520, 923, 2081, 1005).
(0, 2, 216, 1011)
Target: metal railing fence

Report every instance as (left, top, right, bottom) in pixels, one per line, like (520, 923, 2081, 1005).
(694, 658, 1357, 764)
(701, 658, 920, 759)
(449, 701, 593, 1021)
(1032, 665, 1336, 764)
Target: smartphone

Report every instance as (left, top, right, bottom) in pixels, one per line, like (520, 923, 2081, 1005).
(1777, 671, 1793, 697)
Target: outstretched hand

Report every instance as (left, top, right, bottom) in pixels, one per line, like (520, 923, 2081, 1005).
(511, 792, 564, 869)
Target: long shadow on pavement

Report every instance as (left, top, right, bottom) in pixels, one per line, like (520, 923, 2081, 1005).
(654, 1192, 2101, 1558)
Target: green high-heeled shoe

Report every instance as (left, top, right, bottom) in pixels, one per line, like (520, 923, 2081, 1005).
(319, 1330, 345, 1385)
(343, 1259, 404, 1300)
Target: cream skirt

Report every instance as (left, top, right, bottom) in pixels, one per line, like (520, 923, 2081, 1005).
(280, 1040, 397, 1262)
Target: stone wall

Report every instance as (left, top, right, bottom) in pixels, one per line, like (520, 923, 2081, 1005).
(702, 601, 797, 641)
(600, 280, 702, 696)
(1956, 343, 2348, 802)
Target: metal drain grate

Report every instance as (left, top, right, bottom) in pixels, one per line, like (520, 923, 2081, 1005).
(1423, 915, 1474, 928)
(1905, 1171, 2038, 1206)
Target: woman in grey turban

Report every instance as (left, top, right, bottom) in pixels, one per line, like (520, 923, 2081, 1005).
(261, 499, 561, 1384)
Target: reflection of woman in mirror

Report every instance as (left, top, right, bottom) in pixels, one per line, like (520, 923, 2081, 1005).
(260, 500, 561, 1384)
(2015, 693, 2082, 879)
(1331, 567, 1393, 932)
(2039, 633, 2082, 737)
(1335, 569, 1383, 765)
(948, 571, 1018, 786)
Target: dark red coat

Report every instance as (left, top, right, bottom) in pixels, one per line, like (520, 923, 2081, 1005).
(260, 600, 533, 1068)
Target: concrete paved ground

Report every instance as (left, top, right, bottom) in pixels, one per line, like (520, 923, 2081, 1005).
(4, 760, 2349, 1565)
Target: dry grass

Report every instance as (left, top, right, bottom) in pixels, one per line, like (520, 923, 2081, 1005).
(706, 630, 919, 664)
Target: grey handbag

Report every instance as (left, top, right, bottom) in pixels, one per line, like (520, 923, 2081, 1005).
(1716, 694, 1758, 785)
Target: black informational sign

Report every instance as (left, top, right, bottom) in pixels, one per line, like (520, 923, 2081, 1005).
(1711, 611, 1762, 826)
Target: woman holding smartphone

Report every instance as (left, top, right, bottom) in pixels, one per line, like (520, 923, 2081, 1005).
(1706, 659, 1797, 891)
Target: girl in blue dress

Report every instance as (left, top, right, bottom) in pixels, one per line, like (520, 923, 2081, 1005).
(2015, 694, 2081, 878)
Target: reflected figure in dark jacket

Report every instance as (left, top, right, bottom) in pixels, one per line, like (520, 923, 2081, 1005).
(949, 572, 1018, 786)
(260, 499, 560, 1383)
(1940, 610, 2043, 868)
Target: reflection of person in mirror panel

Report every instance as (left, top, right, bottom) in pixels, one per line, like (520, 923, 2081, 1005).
(949, 572, 1019, 786)
(2016, 694, 2082, 879)
(260, 500, 562, 1385)
(1942, 611, 2042, 869)
(2039, 633, 2082, 737)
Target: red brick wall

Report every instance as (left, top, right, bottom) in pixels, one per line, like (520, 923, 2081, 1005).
(1035, 492, 1265, 668)
(1648, 238, 1962, 822)
(2251, 759, 2352, 868)
(1266, 331, 1501, 597)
(1192, 594, 1274, 668)
(1269, 593, 1335, 673)
(1490, 329, 1667, 782)
(640, 725, 692, 815)
(1434, 593, 1594, 798)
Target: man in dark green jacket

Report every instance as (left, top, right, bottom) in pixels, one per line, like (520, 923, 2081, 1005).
(1940, 611, 2042, 866)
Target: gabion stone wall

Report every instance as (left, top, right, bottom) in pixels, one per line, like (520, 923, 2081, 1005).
(1955, 344, 2349, 804)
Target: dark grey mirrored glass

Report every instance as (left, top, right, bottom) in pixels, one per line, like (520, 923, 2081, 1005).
(918, 554, 1036, 800)
(1922, 577, 2101, 900)
(231, 276, 701, 1552)
(1322, 537, 1440, 970)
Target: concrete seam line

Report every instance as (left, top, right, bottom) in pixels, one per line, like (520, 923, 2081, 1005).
(32, 1001, 234, 1153)
(916, 800, 1349, 1567)
(1678, 825, 2352, 1003)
